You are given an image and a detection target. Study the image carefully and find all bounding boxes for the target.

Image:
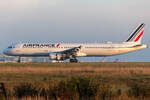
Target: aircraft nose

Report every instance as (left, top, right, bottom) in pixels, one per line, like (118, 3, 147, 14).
(3, 48, 11, 55)
(3, 49, 8, 55)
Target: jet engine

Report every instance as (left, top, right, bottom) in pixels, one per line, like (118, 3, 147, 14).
(49, 52, 68, 61)
(49, 52, 62, 60)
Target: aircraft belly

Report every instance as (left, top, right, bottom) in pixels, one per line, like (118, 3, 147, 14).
(84, 49, 119, 56)
(84, 46, 145, 57)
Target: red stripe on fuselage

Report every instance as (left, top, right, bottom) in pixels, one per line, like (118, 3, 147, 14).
(56, 43, 60, 47)
(134, 30, 144, 42)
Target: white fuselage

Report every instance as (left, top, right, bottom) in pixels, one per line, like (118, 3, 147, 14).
(3, 42, 147, 57)
(3, 23, 147, 62)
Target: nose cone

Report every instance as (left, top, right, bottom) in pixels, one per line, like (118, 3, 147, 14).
(3, 48, 12, 56)
(3, 49, 8, 55)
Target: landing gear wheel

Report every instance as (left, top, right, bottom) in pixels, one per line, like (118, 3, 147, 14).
(17, 57, 21, 63)
(70, 59, 78, 63)
(51, 60, 57, 63)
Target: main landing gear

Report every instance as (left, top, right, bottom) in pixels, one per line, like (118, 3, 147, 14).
(70, 58, 78, 63)
(17, 57, 21, 63)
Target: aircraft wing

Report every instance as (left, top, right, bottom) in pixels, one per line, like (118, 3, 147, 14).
(58, 45, 84, 59)
(61, 45, 82, 54)
(50, 45, 86, 61)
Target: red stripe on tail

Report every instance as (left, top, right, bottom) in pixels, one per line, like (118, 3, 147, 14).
(134, 30, 144, 42)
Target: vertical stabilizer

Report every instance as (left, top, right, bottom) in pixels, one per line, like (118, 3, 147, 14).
(126, 23, 145, 44)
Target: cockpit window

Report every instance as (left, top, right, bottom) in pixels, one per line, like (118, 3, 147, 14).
(8, 46, 14, 48)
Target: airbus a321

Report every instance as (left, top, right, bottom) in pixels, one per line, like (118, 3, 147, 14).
(3, 23, 147, 63)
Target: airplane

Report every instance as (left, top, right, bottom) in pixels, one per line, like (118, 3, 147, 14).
(3, 23, 147, 63)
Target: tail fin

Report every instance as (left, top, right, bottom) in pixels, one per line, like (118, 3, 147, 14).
(126, 23, 145, 44)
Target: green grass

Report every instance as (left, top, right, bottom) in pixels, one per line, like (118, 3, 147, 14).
(0, 62, 150, 83)
(0, 62, 150, 100)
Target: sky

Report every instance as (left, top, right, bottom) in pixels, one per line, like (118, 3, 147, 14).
(0, 0, 150, 62)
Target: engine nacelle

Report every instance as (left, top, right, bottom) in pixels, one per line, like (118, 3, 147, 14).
(49, 52, 62, 60)
(49, 52, 69, 61)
